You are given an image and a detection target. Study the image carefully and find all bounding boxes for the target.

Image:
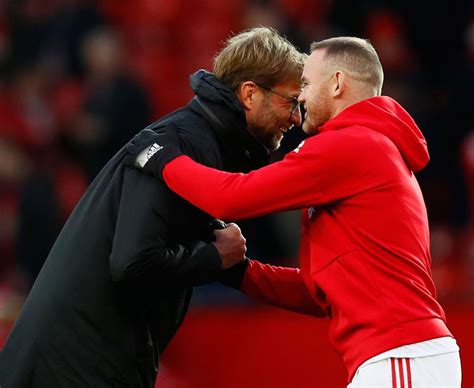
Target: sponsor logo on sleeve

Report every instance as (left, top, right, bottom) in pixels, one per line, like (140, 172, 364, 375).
(147, 143, 163, 160)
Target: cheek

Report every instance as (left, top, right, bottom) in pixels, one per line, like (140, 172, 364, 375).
(261, 107, 277, 128)
(305, 91, 318, 117)
(308, 86, 325, 111)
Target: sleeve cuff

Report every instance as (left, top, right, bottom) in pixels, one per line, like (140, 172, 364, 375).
(218, 259, 250, 289)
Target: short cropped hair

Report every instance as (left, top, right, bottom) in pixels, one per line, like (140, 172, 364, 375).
(311, 37, 384, 95)
(214, 27, 306, 90)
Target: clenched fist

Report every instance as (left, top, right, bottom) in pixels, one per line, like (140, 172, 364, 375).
(212, 223, 247, 269)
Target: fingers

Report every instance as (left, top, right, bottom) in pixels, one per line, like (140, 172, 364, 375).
(212, 223, 247, 269)
(225, 222, 240, 233)
(227, 223, 247, 249)
(213, 223, 245, 243)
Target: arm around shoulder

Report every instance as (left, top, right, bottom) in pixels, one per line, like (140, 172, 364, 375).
(109, 168, 223, 288)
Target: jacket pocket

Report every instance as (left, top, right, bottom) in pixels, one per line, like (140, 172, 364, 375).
(310, 248, 360, 275)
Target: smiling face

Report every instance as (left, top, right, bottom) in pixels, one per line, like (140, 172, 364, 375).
(298, 49, 334, 135)
(246, 78, 302, 151)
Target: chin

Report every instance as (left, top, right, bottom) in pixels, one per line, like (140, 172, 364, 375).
(267, 142, 280, 152)
(266, 138, 281, 151)
(303, 121, 319, 136)
(302, 122, 312, 134)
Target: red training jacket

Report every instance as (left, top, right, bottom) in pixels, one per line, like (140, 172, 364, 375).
(163, 96, 452, 381)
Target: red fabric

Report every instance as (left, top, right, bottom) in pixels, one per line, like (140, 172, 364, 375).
(163, 96, 451, 381)
(391, 358, 397, 388)
(242, 260, 325, 317)
(406, 358, 412, 388)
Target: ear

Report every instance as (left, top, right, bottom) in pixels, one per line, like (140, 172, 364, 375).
(237, 81, 258, 110)
(332, 71, 346, 98)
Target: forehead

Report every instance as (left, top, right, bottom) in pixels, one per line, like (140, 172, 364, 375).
(303, 50, 326, 79)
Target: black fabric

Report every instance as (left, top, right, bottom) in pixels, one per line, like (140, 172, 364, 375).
(219, 259, 250, 289)
(0, 70, 268, 387)
(124, 127, 183, 178)
(188, 70, 269, 173)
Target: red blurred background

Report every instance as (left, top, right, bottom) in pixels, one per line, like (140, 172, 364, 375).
(157, 302, 474, 387)
(0, 0, 472, 386)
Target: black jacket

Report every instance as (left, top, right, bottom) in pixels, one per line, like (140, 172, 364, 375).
(0, 70, 268, 388)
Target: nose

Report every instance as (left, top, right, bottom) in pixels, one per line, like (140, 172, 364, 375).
(291, 105, 302, 127)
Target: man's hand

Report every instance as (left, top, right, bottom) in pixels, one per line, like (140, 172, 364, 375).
(124, 127, 183, 179)
(212, 223, 247, 269)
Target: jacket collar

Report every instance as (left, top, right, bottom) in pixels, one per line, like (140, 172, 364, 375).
(188, 70, 269, 172)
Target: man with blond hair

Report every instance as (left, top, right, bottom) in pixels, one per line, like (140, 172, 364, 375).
(128, 36, 462, 387)
(0, 27, 305, 387)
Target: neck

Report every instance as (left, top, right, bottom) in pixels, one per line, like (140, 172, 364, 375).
(331, 90, 376, 120)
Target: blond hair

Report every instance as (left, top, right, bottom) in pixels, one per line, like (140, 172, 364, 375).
(311, 37, 384, 95)
(214, 27, 306, 89)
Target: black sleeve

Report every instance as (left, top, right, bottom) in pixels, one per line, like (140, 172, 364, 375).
(109, 167, 222, 288)
(219, 259, 250, 289)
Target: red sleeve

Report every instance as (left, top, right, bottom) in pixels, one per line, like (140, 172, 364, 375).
(163, 139, 326, 220)
(163, 133, 364, 220)
(242, 260, 326, 317)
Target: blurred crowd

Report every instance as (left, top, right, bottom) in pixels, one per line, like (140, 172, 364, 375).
(0, 0, 473, 322)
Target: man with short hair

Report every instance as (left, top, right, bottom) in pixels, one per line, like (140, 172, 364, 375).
(0, 27, 305, 387)
(129, 37, 462, 387)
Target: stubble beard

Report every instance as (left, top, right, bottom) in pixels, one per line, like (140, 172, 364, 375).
(248, 99, 281, 151)
(304, 95, 331, 135)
